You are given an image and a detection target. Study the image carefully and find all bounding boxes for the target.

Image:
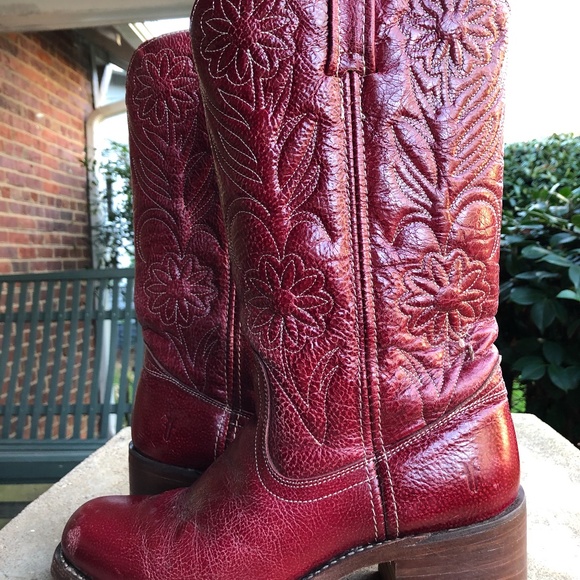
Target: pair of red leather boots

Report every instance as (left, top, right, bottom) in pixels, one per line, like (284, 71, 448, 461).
(52, 0, 527, 577)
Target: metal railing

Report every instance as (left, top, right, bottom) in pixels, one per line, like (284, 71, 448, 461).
(0, 268, 143, 483)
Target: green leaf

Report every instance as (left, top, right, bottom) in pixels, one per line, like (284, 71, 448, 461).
(557, 290, 580, 301)
(571, 367, 580, 385)
(556, 186, 572, 198)
(503, 234, 525, 244)
(550, 233, 577, 246)
(569, 266, 580, 290)
(541, 253, 572, 268)
(513, 355, 542, 371)
(553, 300, 569, 323)
(569, 319, 580, 339)
(542, 341, 565, 365)
(513, 356, 546, 381)
(572, 214, 580, 228)
(514, 271, 558, 282)
(548, 365, 580, 392)
(521, 363, 547, 381)
(510, 287, 545, 305)
(521, 246, 549, 260)
(531, 300, 557, 333)
(514, 272, 540, 281)
(514, 338, 542, 354)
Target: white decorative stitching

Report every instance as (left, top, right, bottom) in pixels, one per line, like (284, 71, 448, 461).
(143, 360, 252, 418)
(253, 368, 373, 503)
(382, 363, 504, 459)
(357, 61, 394, 540)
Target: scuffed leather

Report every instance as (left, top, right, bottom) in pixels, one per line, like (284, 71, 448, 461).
(59, 368, 517, 579)
(127, 32, 253, 470)
(58, 1, 521, 578)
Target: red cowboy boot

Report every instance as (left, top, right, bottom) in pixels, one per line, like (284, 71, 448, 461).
(126, 31, 253, 495)
(52, 0, 526, 578)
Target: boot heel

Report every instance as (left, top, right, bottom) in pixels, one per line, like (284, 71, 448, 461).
(129, 442, 203, 495)
(377, 488, 526, 579)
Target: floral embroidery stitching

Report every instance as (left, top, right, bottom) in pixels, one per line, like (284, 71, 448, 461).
(245, 254, 333, 351)
(401, 250, 488, 343)
(402, 0, 498, 76)
(133, 48, 196, 125)
(145, 253, 217, 327)
(199, 0, 296, 85)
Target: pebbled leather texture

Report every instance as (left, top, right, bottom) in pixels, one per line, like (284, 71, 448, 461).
(127, 31, 253, 471)
(56, 1, 521, 578)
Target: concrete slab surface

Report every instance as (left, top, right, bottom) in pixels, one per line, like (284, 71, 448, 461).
(0, 414, 578, 579)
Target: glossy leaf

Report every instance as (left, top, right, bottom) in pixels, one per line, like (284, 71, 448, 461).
(515, 271, 558, 282)
(548, 365, 580, 392)
(510, 287, 545, 305)
(550, 233, 577, 246)
(542, 341, 564, 366)
(569, 266, 580, 289)
(531, 300, 557, 333)
(541, 253, 572, 268)
(521, 245, 549, 260)
(513, 356, 546, 381)
(557, 290, 580, 301)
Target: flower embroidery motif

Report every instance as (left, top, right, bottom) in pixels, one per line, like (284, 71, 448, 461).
(402, 0, 498, 76)
(401, 250, 488, 344)
(145, 254, 217, 327)
(133, 49, 195, 125)
(245, 254, 333, 352)
(199, 0, 296, 85)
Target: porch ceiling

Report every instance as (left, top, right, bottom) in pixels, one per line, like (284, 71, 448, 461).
(0, 0, 192, 32)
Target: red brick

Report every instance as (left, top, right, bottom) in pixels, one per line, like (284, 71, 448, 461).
(0, 31, 100, 439)
(0, 31, 93, 274)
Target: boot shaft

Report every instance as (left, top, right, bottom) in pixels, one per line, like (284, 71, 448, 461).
(129, 31, 230, 396)
(192, 0, 512, 465)
(364, 0, 509, 444)
(192, 0, 374, 479)
(127, 32, 253, 472)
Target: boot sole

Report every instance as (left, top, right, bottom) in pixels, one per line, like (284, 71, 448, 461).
(128, 442, 203, 495)
(51, 488, 526, 579)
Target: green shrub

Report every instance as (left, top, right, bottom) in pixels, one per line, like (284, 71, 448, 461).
(87, 142, 134, 269)
(499, 134, 580, 446)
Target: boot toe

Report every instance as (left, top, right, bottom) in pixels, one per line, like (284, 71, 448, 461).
(60, 492, 178, 579)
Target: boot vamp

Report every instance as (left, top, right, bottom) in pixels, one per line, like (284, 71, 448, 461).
(60, 422, 377, 580)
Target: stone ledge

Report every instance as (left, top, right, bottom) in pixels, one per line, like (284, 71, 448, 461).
(0, 414, 578, 579)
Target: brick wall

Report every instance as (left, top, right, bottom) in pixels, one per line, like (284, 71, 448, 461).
(0, 30, 93, 274)
(0, 31, 96, 443)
